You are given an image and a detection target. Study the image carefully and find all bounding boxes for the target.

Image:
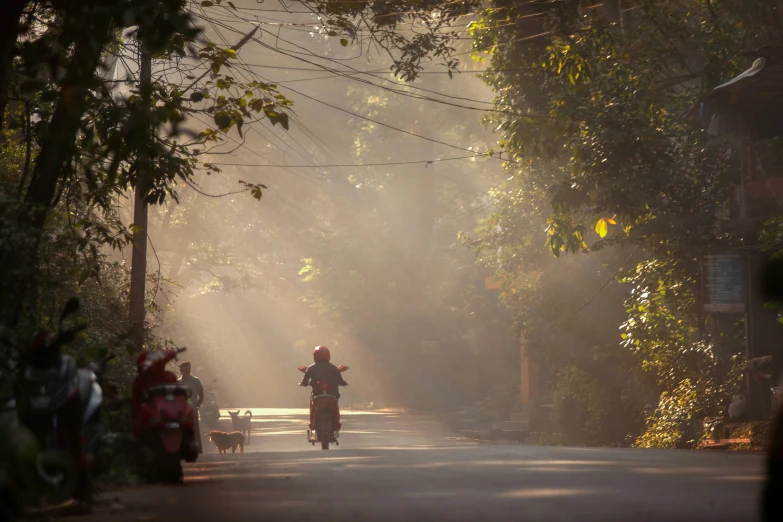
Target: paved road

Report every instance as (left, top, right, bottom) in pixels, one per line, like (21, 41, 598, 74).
(79, 408, 765, 522)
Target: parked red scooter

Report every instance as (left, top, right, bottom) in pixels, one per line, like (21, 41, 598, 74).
(132, 347, 197, 482)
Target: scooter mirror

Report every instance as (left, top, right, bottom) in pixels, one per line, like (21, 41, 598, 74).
(59, 297, 80, 326)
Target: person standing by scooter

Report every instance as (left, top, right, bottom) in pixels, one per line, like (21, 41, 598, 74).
(178, 362, 204, 454)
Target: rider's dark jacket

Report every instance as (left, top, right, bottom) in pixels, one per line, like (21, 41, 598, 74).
(300, 361, 347, 398)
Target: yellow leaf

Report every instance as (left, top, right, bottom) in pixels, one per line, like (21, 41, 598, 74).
(623, 224, 633, 234)
(595, 218, 608, 238)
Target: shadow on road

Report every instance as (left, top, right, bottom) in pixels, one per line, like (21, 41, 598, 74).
(74, 410, 765, 522)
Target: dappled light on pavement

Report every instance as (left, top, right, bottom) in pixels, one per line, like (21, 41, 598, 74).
(71, 409, 765, 522)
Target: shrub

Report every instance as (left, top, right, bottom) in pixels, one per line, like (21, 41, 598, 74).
(551, 360, 651, 446)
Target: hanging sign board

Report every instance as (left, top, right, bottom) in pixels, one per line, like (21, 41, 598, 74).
(703, 252, 746, 313)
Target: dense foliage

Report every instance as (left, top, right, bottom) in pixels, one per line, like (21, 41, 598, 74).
(463, 0, 783, 446)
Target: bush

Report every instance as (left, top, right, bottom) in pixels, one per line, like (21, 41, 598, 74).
(634, 348, 743, 449)
(476, 381, 520, 421)
(551, 363, 649, 446)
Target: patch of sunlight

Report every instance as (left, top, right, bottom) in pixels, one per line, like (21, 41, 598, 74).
(471, 460, 614, 467)
(516, 466, 583, 473)
(188, 472, 304, 482)
(632, 467, 716, 475)
(219, 408, 309, 417)
(407, 490, 479, 498)
(342, 410, 394, 416)
(709, 475, 763, 482)
(410, 462, 449, 469)
(250, 418, 304, 424)
(262, 429, 314, 437)
(373, 445, 468, 451)
(497, 488, 597, 499)
(272, 456, 378, 465)
(218, 408, 391, 417)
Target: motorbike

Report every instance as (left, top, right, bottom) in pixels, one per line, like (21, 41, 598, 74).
(132, 346, 197, 483)
(200, 390, 220, 431)
(297, 364, 349, 450)
(81, 353, 117, 477)
(13, 297, 105, 503)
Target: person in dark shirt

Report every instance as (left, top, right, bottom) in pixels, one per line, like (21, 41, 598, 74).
(300, 345, 347, 430)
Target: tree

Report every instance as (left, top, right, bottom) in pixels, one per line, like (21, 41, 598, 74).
(463, 0, 778, 445)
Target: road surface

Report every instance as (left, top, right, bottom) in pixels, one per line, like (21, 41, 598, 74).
(78, 408, 765, 522)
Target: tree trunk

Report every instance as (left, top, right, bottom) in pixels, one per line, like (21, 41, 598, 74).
(0, 0, 27, 131)
(128, 47, 152, 354)
(1, 13, 112, 327)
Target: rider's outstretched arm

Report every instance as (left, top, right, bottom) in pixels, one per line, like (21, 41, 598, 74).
(337, 370, 348, 387)
(300, 366, 312, 387)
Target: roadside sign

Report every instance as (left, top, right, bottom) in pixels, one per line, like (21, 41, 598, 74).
(703, 252, 746, 313)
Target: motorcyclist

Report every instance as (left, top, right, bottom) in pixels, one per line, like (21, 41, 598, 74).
(299, 346, 347, 431)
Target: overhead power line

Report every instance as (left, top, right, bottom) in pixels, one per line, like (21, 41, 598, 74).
(207, 155, 488, 168)
(276, 81, 508, 159)
(200, 17, 512, 114)
(195, 18, 514, 161)
(239, 63, 487, 75)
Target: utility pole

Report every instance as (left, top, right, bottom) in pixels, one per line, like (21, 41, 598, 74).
(128, 25, 260, 354)
(129, 45, 152, 355)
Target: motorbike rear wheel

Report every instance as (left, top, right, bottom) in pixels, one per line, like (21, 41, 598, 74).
(159, 453, 183, 483)
(142, 434, 183, 484)
(318, 417, 332, 450)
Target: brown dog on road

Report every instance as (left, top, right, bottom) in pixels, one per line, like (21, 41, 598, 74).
(206, 430, 245, 454)
(227, 410, 253, 444)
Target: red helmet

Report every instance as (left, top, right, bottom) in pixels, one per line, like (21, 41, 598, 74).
(313, 345, 331, 362)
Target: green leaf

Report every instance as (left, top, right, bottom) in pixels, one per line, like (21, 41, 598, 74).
(214, 112, 232, 131)
(267, 111, 290, 130)
(228, 1, 237, 8)
(201, 1, 214, 6)
(340, 39, 349, 47)
(190, 92, 205, 102)
(595, 218, 608, 238)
